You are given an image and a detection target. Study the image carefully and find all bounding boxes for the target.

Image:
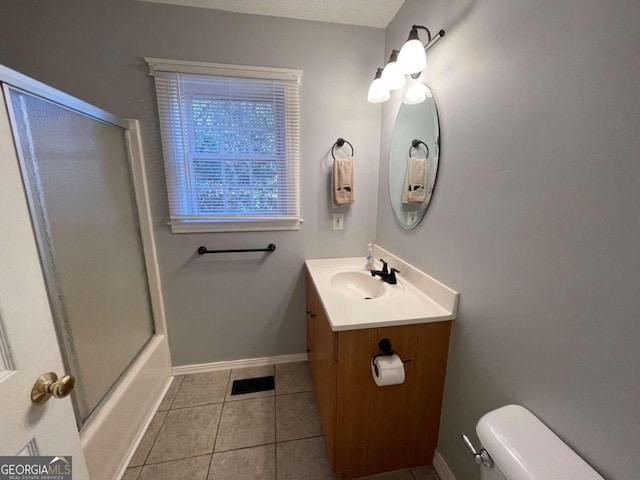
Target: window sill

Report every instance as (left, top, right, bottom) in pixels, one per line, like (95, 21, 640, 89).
(169, 219, 301, 233)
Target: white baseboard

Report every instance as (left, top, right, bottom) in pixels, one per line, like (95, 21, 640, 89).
(433, 449, 457, 480)
(172, 352, 309, 376)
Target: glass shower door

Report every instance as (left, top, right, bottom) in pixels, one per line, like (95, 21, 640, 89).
(5, 86, 155, 427)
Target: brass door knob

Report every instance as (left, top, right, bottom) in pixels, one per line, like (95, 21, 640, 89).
(31, 372, 76, 404)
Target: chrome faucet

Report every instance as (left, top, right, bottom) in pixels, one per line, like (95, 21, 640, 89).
(370, 259, 400, 285)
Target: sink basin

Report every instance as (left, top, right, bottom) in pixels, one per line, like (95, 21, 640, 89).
(329, 271, 386, 299)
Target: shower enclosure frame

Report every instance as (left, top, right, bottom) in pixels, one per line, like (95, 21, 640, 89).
(0, 64, 172, 480)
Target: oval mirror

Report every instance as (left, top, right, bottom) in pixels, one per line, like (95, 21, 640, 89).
(389, 84, 440, 229)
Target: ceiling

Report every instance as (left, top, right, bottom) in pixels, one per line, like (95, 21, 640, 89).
(137, 0, 406, 28)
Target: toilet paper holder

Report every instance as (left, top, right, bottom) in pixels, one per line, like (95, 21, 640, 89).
(371, 338, 411, 377)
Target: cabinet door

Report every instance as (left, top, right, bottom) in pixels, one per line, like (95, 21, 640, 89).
(334, 328, 377, 476)
(336, 321, 452, 478)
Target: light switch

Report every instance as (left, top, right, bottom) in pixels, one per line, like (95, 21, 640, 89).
(333, 213, 344, 230)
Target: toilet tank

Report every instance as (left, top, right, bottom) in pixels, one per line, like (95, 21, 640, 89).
(476, 405, 604, 480)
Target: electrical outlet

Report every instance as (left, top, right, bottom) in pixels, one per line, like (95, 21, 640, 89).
(333, 213, 344, 230)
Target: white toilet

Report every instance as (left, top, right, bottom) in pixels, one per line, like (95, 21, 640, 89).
(475, 404, 604, 480)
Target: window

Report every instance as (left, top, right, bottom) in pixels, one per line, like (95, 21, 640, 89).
(147, 58, 301, 232)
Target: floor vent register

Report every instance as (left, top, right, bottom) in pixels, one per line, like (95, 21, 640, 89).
(231, 375, 275, 395)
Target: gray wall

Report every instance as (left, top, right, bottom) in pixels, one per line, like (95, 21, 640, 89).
(378, 1, 640, 479)
(0, 0, 384, 366)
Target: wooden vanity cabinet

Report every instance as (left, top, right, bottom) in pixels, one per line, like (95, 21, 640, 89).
(305, 275, 316, 365)
(305, 272, 338, 462)
(305, 272, 452, 480)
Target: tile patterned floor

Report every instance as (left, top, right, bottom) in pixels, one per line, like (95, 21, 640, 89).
(123, 361, 439, 480)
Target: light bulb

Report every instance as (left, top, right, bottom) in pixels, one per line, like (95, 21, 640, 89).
(397, 27, 427, 75)
(381, 50, 406, 91)
(403, 83, 431, 105)
(367, 68, 390, 103)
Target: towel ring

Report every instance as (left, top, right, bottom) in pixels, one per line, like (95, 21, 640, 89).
(331, 138, 354, 160)
(409, 139, 429, 159)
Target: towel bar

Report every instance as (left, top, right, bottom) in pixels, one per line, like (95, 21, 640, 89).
(197, 244, 276, 254)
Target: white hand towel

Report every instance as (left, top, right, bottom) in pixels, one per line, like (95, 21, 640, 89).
(401, 158, 410, 204)
(333, 157, 355, 205)
(407, 157, 427, 203)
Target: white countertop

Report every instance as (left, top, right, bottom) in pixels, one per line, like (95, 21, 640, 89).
(305, 247, 459, 331)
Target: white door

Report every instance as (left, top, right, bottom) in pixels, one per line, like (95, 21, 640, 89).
(0, 90, 90, 477)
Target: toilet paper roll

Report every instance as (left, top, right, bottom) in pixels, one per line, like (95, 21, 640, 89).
(371, 354, 405, 386)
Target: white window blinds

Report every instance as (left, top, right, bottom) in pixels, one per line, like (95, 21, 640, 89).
(148, 58, 301, 232)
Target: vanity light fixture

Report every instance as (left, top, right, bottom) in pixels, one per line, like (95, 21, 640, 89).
(367, 24, 445, 104)
(367, 68, 391, 103)
(403, 83, 432, 105)
(397, 25, 446, 77)
(380, 50, 405, 91)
